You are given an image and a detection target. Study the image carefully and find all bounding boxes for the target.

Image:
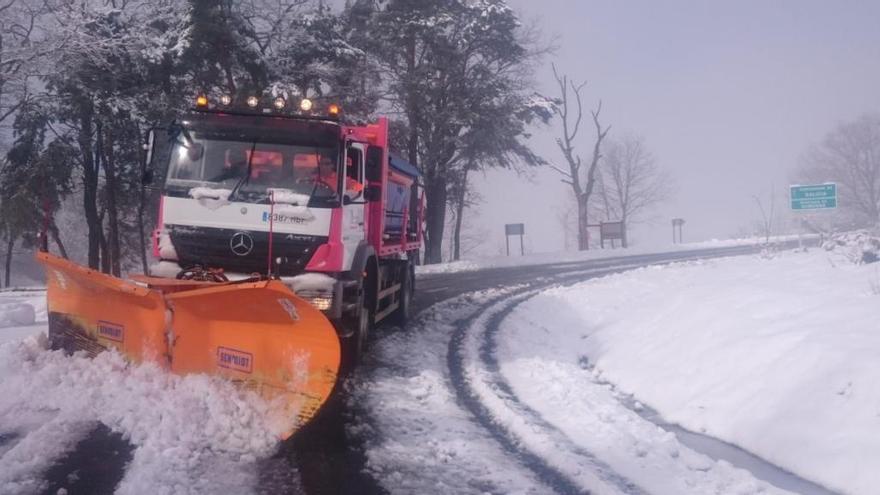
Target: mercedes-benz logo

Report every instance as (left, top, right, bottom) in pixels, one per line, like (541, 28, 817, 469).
(230, 232, 254, 256)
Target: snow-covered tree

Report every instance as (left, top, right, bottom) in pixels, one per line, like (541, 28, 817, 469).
(367, 0, 547, 263)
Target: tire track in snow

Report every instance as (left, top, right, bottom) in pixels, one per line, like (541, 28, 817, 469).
(447, 265, 652, 495)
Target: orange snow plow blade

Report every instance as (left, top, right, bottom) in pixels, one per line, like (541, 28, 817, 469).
(37, 252, 340, 439)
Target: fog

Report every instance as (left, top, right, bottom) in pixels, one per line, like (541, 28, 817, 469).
(466, 0, 880, 256)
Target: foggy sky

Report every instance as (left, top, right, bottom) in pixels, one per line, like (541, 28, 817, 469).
(468, 0, 880, 256)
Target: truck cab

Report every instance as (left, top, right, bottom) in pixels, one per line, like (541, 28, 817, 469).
(144, 95, 423, 364)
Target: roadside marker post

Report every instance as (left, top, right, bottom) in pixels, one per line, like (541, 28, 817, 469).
(671, 218, 685, 244)
(504, 223, 525, 256)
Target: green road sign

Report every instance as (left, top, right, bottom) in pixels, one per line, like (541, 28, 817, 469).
(790, 183, 837, 210)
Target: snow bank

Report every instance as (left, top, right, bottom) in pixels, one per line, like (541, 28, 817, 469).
(0, 293, 46, 344)
(823, 230, 880, 264)
(0, 336, 287, 494)
(503, 250, 879, 494)
(416, 234, 809, 276)
(0, 303, 35, 329)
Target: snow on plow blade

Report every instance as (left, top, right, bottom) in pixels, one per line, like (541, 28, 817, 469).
(36, 252, 340, 439)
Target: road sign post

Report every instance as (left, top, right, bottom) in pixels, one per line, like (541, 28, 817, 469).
(790, 183, 837, 246)
(599, 221, 626, 248)
(671, 218, 685, 244)
(504, 223, 525, 256)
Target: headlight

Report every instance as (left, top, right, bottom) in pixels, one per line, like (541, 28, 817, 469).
(303, 296, 332, 311)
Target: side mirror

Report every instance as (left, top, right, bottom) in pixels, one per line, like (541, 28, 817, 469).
(141, 127, 164, 185)
(366, 146, 383, 182)
(363, 185, 381, 202)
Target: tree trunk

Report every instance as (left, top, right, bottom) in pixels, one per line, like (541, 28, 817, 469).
(137, 187, 149, 275)
(452, 169, 469, 261)
(424, 178, 447, 264)
(49, 220, 68, 259)
(78, 103, 101, 270)
(405, 32, 419, 167)
(101, 122, 122, 276)
(4, 236, 14, 288)
(99, 227, 111, 274)
(577, 195, 589, 250)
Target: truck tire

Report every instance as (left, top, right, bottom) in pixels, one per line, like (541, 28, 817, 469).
(341, 267, 374, 373)
(391, 262, 414, 326)
(341, 290, 370, 373)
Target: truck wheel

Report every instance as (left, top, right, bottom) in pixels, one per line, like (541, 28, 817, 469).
(392, 263, 414, 326)
(341, 284, 371, 373)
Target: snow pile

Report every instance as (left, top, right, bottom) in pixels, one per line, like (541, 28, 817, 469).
(267, 189, 316, 221)
(148, 260, 182, 278)
(267, 188, 310, 206)
(272, 205, 315, 222)
(189, 187, 232, 210)
(502, 250, 878, 494)
(0, 337, 287, 494)
(0, 292, 46, 344)
(823, 229, 880, 264)
(0, 303, 35, 329)
(285, 272, 335, 293)
(157, 230, 178, 261)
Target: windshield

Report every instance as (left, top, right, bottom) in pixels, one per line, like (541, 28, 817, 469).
(165, 133, 340, 205)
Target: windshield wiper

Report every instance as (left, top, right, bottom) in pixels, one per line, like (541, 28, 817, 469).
(228, 141, 258, 202)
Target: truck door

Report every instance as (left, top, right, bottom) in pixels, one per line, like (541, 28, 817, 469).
(341, 143, 367, 270)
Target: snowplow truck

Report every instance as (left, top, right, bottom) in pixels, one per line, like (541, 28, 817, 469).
(36, 95, 423, 438)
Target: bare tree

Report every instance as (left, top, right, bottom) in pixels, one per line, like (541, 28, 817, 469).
(798, 113, 880, 227)
(752, 187, 776, 244)
(549, 64, 610, 250)
(595, 134, 672, 230)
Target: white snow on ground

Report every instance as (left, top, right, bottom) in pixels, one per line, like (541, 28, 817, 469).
(463, 289, 790, 495)
(501, 249, 878, 495)
(352, 277, 793, 495)
(0, 292, 45, 343)
(416, 234, 811, 276)
(349, 289, 550, 495)
(0, 292, 288, 495)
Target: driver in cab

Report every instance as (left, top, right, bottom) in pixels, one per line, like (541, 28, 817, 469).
(316, 156, 364, 197)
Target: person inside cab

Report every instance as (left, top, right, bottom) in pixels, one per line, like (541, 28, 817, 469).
(314, 155, 363, 197)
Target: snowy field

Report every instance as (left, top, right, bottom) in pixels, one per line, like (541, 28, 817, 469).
(416, 234, 812, 275)
(497, 249, 878, 494)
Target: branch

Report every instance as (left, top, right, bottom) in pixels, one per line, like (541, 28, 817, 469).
(547, 161, 573, 179)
